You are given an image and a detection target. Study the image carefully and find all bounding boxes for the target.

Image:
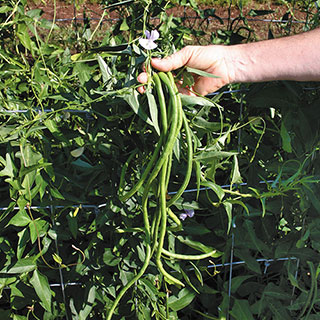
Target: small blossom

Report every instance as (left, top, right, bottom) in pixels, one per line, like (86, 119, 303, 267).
(139, 30, 159, 50)
(179, 209, 195, 221)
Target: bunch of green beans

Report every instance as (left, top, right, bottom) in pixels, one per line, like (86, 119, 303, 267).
(108, 72, 215, 319)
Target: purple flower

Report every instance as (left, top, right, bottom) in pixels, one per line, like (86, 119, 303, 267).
(139, 30, 159, 50)
(179, 209, 195, 221)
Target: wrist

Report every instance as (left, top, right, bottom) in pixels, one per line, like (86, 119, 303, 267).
(224, 43, 259, 84)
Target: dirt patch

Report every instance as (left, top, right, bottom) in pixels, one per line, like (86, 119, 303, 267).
(26, 1, 316, 42)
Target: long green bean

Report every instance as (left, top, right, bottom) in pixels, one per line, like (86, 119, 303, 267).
(162, 248, 217, 260)
(119, 135, 164, 202)
(167, 112, 193, 207)
(153, 73, 168, 135)
(106, 243, 152, 320)
(110, 71, 208, 319)
(167, 207, 182, 231)
(118, 149, 138, 196)
(155, 155, 184, 287)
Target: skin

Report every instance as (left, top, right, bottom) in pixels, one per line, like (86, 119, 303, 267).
(137, 28, 320, 96)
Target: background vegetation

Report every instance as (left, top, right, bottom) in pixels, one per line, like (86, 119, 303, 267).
(0, 0, 320, 319)
(26, 0, 306, 6)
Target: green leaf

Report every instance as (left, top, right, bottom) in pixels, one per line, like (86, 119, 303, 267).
(123, 89, 152, 126)
(19, 162, 51, 178)
(103, 248, 121, 266)
(79, 286, 96, 320)
(17, 228, 29, 260)
(195, 150, 238, 162)
(30, 270, 52, 313)
(248, 9, 274, 16)
(244, 219, 270, 254)
(168, 288, 196, 311)
(29, 219, 48, 244)
(17, 23, 33, 52)
(70, 147, 85, 158)
(146, 91, 160, 135)
(71, 158, 94, 169)
(235, 248, 261, 274)
(0, 6, 12, 13)
(180, 268, 200, 294)
(263, 283, 292, 300)
(223, 201, 233, 234)
(181, 70, 195, 87)
(192, 117, 223, 131)
(2, 257, 36, 274)
(230, 299, 254, 320)
(120, 18, 129, 31)
(7, 210, 31, 227)
(265, 297, 291, 320)
(97, 55, 113, 85)
(230, 275, 253, 293)
(177, 236, 215, 254)
(183, 221, 211, 235)
(19, 144, 42, 167)
(49, 187, 65, 200)
(0, 153, 15, 178)
(186, 67, 220, 79)
(67, 215, 78, 239)
(13, 315, 27, 320)
(189, 261, 203, 285)
(52, 253, 63, 265)
(280, 121, 292, 153)
(139, 278, 159, 301)
(201, 180, 225, 201)
(180, 94, 216, 107)
(230, 155, 242, 186)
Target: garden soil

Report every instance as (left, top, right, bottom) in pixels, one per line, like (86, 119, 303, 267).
(27, 1, 312, 42)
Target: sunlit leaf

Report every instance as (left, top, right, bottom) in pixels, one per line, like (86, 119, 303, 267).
(168, 288, 196, 311)
(70, 146, 85, 158)
(1, 258, 37, 274)
(30, 270, 52, 313)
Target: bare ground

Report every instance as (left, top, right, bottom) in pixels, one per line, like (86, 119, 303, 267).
(27, 1, 317, 43)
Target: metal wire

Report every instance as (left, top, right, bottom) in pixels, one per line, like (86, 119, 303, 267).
(45, 15, 313, 25)
(0, 180, 275, 212)
(1, 2, 314, 315)
(209, 257, 298, 269)
(0, 108, 91, 114)
(1, 85, 319, 117)
(3, 257, 296, 289)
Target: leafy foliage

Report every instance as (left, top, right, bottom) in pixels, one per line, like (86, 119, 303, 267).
(0, 0, 320, 319)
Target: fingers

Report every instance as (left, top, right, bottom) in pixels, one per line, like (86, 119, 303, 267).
(137, 72, 148, 94)
(151, 46, 194, 72)
(137, 46, 201, 95)
(137, 72, 148, 84)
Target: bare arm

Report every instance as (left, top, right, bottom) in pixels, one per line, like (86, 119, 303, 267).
(231, 28, 320, 84)
(138, 28, 320, 96)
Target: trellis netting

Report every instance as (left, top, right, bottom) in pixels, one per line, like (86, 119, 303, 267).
(1, 0, 320, 319)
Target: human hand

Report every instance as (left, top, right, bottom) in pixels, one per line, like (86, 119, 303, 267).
(137, 45, 235, 96)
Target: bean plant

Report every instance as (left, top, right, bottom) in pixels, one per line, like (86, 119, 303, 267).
(0, 0, 320, 319)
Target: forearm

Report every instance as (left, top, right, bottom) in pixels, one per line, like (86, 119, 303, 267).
(228, 28, 320, 84)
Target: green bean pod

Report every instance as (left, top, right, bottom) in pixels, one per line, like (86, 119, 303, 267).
(167, 112, 193, 207)
(155, 156, 184, 287)
(106, 243, 152, 320)
(118, 148, 138, 196)
(162, 248, 217, 260)
(119, 135, 164, 202)
(110, 71, 191, 319)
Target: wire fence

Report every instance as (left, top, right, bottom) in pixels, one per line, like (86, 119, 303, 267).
(29, 0, 320, 42)
(2, 1, 318, 316)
